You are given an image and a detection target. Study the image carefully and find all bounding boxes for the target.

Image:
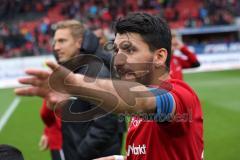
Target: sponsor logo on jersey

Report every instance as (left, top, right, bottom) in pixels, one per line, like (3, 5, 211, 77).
(127, 144, 146, 156)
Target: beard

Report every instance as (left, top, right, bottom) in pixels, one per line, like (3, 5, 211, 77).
(116, 61, 153, 83)
(118, 68, 152, 85)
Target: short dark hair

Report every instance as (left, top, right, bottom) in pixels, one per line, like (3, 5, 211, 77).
(0, 144, 24, 160)
(114, 12, 172, 68)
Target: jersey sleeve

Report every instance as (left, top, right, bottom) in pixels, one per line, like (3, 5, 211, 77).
(178, 46, 200, 68)
(40, 100, 56, 127)
(148, 87, 175, 121)
(170, 81, 197, 121)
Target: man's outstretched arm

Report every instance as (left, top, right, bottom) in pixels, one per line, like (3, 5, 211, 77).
(15, 61, 175, 115)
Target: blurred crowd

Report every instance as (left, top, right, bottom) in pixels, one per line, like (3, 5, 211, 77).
(197, 0, 240, 27)
(0, 0, 56, 20)
(0, 19, 52, 58)
(0, 0, 240, 58)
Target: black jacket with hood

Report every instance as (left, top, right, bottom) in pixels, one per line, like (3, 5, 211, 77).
(58, 30, 124, 160)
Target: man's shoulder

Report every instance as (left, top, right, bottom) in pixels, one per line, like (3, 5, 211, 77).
(168, 79, 201, 115)
(74, 58, 111, 78)
(168, 79, 196, 95)
(149, 79, 194, 96)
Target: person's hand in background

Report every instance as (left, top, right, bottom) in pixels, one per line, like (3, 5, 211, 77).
(39, 134, 48, 151)
(172, 34, 184, 51)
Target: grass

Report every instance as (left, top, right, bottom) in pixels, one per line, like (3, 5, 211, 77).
(0, 69, 239, 159)
(0, 88, 16, 118)
(184, 69, 240, 159)
(0, 95, 50, 160)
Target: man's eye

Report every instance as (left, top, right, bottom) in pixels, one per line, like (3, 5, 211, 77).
(59, 39, 66, 43)
(120, 41, 132, 51)
(126, 48, 135, 55)
(119, 41, 136, 54)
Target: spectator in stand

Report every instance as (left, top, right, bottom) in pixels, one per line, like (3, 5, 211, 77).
(170, 30, 200, 80)
(185, 15, 197, 28)
(39, 100, 63, 160)
(205, 0, 236, 26)
(0, 40, 5, 58)
(199, 3, 209, 26)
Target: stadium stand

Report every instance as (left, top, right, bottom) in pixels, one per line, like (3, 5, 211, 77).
(0, 0, 240, 58)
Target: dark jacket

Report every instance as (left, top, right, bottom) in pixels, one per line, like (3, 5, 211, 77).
(60, 30, 122, 160)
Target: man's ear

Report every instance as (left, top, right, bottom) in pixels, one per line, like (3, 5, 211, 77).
(76, 38, 82, 49)
(153, 48, 168, 68)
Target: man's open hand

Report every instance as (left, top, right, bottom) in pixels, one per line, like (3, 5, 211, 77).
(14, 61, 72, 109)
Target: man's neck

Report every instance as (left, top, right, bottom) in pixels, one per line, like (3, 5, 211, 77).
(148, 69, 170, 85)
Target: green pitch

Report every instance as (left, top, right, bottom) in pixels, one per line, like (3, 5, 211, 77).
(0, 69, 239, 160)
(185, 69, 240, 160)
(0, 94, 49, 159)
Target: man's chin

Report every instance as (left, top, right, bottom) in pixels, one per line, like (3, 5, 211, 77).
(58, 58, 69, 64)
(120, 74, 136, 81)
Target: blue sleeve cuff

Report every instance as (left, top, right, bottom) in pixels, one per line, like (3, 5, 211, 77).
(149, 88, 174, 121)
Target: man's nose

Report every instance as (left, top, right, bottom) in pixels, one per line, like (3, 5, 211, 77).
(53, 42, 60, 51)
(114, 53, 127, 67)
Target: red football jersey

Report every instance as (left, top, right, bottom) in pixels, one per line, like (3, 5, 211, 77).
(126, 79, 203, 160)
(170, 55, 184, 80)
(40, 100, 62, 150)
